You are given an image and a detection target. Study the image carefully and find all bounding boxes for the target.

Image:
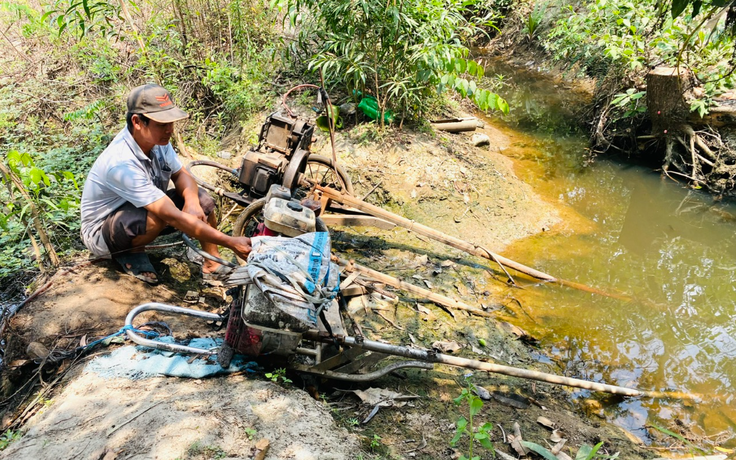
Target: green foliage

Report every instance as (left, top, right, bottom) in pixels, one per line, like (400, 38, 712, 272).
(243, 427, 257, 440)
(265, 368, 292, 384)
(521, 440, 618, 459)
(667, 0, 736, 34)
(186, 441, 227, 458)
(451, 375, 494, 460)
(346, 417, 360, 427)
(610, 88, 647, 119)
(41, 0, 128, 38)
(524, 4, 547, 40)
(281, 0, 507, 121)
(0, 430, 21, 450)
(201, 56, 267, 123)
(0, 150, 79, 277)
(544, 0, 736, 115)
(369, 434, 382, 451)
(649, 422, 710, 455)
(522, 440, 559, 460)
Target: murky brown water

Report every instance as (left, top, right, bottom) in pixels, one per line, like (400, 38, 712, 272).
(483, 61, 736, 445)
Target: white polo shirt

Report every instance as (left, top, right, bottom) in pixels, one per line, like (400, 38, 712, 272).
(80, 127, 183, 257)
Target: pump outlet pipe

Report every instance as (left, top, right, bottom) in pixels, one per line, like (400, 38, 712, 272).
(303, 331, 698, 400)
(124, 302, 225, 355)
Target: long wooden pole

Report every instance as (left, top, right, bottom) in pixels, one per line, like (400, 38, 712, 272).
(310, 182, 630, 300)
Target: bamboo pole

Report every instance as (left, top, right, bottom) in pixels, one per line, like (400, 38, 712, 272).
(309, 182, 630, 301)
(336, 257, 494, 318)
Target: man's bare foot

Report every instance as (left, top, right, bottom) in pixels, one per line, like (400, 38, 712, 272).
(125, 263, 158, 282)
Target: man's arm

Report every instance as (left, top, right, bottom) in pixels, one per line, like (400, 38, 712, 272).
(171, 167, 206, 221)
(144, 196, 251, 260)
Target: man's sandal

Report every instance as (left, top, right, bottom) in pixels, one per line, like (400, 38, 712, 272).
(114, 252, 159, 285)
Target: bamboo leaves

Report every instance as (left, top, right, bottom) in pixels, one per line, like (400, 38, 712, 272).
(41, 0, 131, 38)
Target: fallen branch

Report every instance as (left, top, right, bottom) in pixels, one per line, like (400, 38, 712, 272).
(374, 310, 404, 330)
(106, 400, 167, 437)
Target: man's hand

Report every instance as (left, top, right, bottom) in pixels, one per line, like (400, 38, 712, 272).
(229, 236, 252, 261)
(182, 200, 207, 222)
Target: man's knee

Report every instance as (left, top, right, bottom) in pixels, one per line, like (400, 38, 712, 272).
(102, 203, 151, 253)
(145, 210, 167, 233)
(167, 187, 216, 216)
(198, 188, 216, 216)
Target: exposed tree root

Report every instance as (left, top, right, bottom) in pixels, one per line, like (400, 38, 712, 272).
(661, 124, 736, 194)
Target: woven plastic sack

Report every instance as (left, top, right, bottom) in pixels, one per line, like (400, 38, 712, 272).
(227, 232, 340, 328)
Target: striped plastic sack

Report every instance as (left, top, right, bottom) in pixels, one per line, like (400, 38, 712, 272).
(227, 232, 340, 328)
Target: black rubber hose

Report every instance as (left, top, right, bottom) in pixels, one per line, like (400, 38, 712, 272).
(185, 160, 238, 190)
(185, 160, 252, 207)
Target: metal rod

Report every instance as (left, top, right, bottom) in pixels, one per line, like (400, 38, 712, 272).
(181, 234, 238, 268)
(125, 302, 225, 355)
(304, 331, 698, 400)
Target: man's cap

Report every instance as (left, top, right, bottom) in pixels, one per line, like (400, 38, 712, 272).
(126, 84, 189, 123)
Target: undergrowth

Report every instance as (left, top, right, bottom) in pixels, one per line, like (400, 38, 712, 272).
(0, 0, 517, 287)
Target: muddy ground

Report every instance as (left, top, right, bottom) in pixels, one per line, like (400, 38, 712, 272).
(0, 115, 657, 459)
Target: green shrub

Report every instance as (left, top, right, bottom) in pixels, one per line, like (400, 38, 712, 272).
(280, 0, 508, 122)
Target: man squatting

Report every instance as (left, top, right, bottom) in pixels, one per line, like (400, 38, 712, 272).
(80, 84, 251, 284)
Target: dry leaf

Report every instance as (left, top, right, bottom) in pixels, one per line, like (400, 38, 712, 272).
(432, 341, 462, 353)
(551, 438, 567, 455)
(350, 388, 417, 407)
(508, 422, 527, 456)
(550, 429, 564, 443)
(537, 416, 555, 429)
(556, 451, 573, 460)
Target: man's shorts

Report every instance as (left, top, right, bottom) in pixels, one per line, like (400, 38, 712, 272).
(101, 188, 216, 254)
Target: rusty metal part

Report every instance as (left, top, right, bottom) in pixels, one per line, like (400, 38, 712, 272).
(282, 148, 311, 192)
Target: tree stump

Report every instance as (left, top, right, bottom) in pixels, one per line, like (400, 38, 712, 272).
(646, 66, 696, 135)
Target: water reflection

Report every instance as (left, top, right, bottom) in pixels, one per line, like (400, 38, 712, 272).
(484, 60, 736, 444)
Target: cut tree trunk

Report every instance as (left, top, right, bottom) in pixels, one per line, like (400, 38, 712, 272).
(646, 66, 696, 136)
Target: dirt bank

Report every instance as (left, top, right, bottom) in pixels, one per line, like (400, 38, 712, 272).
(0, 117, 654, 459)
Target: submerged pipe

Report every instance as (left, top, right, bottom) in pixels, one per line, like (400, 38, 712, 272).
(308, 182, 631, 301)
(304, 331, 698, 400)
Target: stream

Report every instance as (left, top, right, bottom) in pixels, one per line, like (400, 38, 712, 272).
(484, 61, 736, 446)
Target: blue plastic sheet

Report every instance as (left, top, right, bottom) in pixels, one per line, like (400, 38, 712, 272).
(85, 337, 258, 380)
